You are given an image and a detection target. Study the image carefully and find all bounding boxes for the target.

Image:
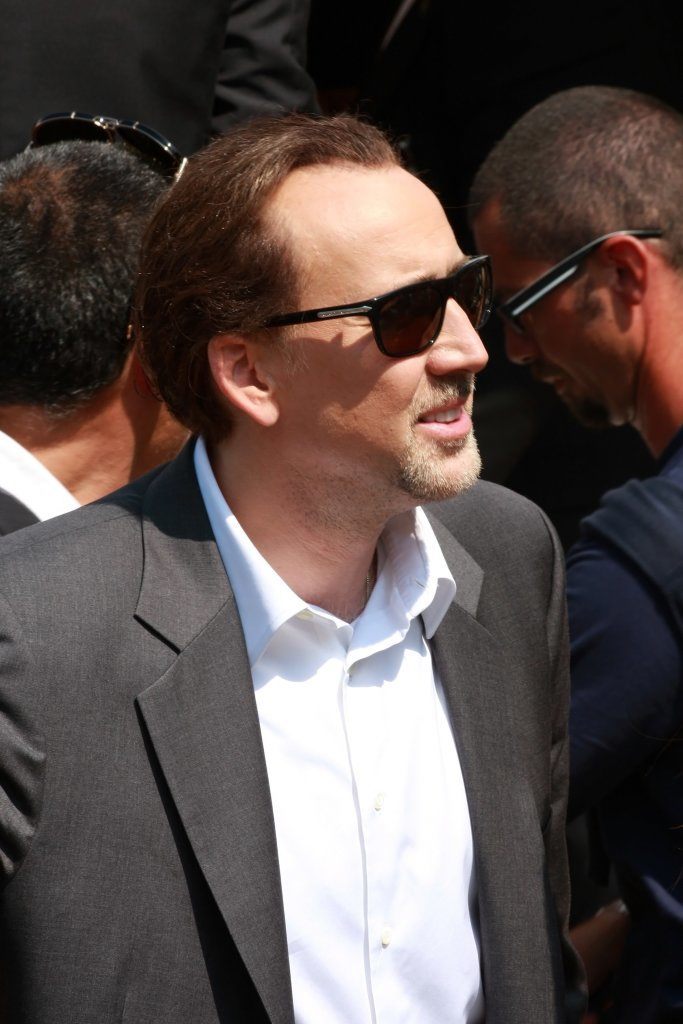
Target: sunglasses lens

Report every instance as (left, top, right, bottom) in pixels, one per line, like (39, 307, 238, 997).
(32, 115, 105, 147)
(117, 124, 179, 177)
(379, 285, 443, 356)
(30, 115, 182, 179)
(452, 261, 491, 330)
(377, 260, 491, 357)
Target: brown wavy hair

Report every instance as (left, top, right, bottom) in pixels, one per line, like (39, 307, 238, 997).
(133, 113, 399, 442)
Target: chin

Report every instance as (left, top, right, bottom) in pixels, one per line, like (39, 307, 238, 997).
(564, 394, 613, 430)
(396, 430, 482, 502)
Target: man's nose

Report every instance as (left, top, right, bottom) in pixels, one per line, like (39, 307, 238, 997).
(425, 299, 489, 375)
(503, 322, 538, 366)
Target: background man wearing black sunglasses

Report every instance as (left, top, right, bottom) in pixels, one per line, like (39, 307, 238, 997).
(0, 133, 188, 536)
(0, 112, 583, 1023)
(469, 85, 683, 1023)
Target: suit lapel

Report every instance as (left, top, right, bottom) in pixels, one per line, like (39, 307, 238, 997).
(427, 513, 527, 867)
(134, 444, 294, 1024)
(427, 512, 553, 1019)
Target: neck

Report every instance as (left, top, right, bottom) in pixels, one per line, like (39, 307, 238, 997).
(631, 265, 683, 457)
(634, 333, 683, 459)
(208, 436, 397, 621)
(0, 361, 187, 505)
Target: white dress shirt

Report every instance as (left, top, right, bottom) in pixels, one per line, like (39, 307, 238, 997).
(194, 437, 484, 1024)
(0, 430, 79, 521)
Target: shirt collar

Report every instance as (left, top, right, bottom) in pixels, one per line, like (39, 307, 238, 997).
(390, 504, 456, 637)
(194, 437, 457, 666)
(0, 430, 79, 521)
(194, 437, 306, 665)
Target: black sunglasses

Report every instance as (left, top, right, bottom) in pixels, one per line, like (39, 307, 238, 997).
(265, 255, 492, 358)
(28, 111, 187, 180)
(497, 229, 663, 333)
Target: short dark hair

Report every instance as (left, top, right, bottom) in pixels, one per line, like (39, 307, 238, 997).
(468, 85, 683, 268)
(134, 112, 400, 442)
(0, 140, 168, 412)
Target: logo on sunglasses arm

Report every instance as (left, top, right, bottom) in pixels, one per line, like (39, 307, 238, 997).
(317, 306, 373, 319)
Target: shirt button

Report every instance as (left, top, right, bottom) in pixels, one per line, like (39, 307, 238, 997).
(374, 792, 385, 812)
(381, 926, 392, 948)
(298, 609, 313, 620)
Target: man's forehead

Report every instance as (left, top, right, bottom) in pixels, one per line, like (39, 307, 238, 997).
(267, 163, 460, 295)
(269, 163, 447, 239)
(472, 198, 519, 262)
(473, 200, 552, 299)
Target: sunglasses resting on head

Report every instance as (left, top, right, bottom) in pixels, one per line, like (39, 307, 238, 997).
(27, 111, 187, 181)
(265, 255, 492, 358)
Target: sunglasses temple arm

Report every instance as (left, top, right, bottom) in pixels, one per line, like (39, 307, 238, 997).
(510, 265, 580, 318)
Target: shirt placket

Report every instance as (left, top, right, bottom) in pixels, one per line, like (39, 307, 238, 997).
(342, 645, 396, 1023)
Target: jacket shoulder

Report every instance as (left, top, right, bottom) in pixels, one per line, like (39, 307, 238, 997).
(0, 463, 165, 606)
(428, 479, 558, 560)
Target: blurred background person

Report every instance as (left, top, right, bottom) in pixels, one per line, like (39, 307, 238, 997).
(0, 0, 320, 161)
(469, 84, 683, 1024)
(0, 119, 188, 534)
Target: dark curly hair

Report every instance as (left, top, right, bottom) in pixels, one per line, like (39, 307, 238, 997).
(0, 140, 168, 412)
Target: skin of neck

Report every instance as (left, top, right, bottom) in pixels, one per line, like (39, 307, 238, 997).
(632, 266, 683, 458)
(0, 356, 188, 506)
(207, 426, 397, 622)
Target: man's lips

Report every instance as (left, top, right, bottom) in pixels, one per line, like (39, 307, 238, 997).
(532, 365, 565, 389)
(419, 401, 464, 424)
(536, 373, 568, 398)
(416, 401, 472, 438)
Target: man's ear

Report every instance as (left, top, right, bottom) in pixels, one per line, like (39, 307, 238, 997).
(207, 333, 280, 427)
(597, 235, 649, 307)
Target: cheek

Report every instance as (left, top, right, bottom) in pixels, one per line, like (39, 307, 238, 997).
(320, 375, 421, 457)
(529, 315, 576, 370)
(275, 334, 425, 445)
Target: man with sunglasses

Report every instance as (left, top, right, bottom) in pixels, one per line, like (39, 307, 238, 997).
(0, 112, 583, 1023)
(469, 85, 683, 1022)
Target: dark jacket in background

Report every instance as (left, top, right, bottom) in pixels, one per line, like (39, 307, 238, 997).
(0, 0, 319, 160)
(568, 427, 683, 1023)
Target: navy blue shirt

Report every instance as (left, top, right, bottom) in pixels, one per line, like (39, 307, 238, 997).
(567, 426, 683, 1023)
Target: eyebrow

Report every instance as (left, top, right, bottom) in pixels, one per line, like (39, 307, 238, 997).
(388, 257, 470, 293)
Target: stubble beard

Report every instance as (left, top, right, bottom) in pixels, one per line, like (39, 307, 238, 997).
(397, 429, 482, 501)
(562, 391, 613, 430)
(396, 375, 483, 502)
(559, 280, 615, 429)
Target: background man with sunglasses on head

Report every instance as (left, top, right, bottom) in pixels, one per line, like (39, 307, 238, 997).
(0, 124, 188, 536)
(0, 111, 584, 1024)
(469, 84, 683, 1022)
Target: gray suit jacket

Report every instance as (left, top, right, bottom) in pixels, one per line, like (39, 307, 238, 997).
(0, 441, 583, 1022)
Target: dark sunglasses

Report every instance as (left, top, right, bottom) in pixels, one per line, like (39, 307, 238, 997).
(265, 255, 492, 358)
(497, 229, 663, 333)
(28, 111, 187, 180)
